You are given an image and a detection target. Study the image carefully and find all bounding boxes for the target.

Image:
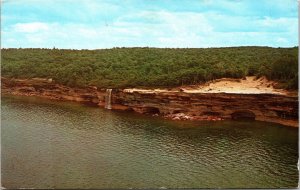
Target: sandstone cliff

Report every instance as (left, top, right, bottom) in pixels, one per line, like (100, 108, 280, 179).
(1, 77, 298, 127)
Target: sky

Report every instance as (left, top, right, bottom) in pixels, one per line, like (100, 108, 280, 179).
(2, 0, 299, 49)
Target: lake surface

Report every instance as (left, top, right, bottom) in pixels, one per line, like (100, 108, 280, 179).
(1, 95, 298, 189)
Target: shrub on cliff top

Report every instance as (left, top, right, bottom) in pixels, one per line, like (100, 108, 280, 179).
(1, 46, 298, 89)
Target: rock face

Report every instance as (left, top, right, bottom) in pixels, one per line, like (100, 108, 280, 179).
(113, 90, 298, 127)
(1, 77, 106, 106)
(2, 77, 298, 127)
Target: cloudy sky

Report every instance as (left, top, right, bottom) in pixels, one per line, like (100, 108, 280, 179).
(2, 0, 298, 49)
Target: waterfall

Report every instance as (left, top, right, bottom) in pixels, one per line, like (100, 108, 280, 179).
(105, 89, 112, 109)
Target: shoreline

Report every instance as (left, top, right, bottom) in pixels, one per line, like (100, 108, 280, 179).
(1, 77, 298, 127)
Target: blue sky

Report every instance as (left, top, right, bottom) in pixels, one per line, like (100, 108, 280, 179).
(2, 0, 298, 49)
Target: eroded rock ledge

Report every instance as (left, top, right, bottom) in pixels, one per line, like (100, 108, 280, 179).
(1, 77, 298, 127)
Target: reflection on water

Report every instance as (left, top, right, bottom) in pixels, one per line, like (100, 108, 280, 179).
(1, 95, 298, 188)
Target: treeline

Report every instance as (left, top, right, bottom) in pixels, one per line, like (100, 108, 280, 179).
(1, 47, 298, 89)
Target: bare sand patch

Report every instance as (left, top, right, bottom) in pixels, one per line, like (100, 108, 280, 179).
(124, 76, 294, 95)
(182, 76, 288, 95)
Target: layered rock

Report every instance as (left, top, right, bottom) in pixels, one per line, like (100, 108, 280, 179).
(1, 77, 298, 127)
(112, 90, 298, 127)
(1, 77, 106, 106)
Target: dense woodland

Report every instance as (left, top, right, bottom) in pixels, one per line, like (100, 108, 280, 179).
(1, 47, 298, 89)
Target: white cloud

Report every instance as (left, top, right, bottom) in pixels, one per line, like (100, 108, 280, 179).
(3, 8, 298, 49)
(13, 22, 50, 33)
(276, 37, 288, 43)
(81, 0, 120, 14)
(257, 17, 297, 32)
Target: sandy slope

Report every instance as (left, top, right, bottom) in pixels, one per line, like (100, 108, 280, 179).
(125, 76, 293, 95)
(182, 76, 288, 94)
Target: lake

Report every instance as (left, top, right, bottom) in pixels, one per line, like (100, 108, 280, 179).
(1, 95, 298, 188)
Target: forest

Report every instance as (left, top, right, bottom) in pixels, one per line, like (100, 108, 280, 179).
(1, 46, 298, 89)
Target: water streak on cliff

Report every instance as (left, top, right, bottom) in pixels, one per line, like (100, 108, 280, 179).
(1, 77, 298, 127)
(105, 89, 112, 109)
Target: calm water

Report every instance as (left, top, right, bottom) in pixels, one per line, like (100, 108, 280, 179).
(1, 95, 299, 189)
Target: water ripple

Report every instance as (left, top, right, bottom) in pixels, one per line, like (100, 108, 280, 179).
(1, 96, 298, 189)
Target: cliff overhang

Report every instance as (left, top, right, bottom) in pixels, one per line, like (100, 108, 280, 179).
(1, 77, 298, 127)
